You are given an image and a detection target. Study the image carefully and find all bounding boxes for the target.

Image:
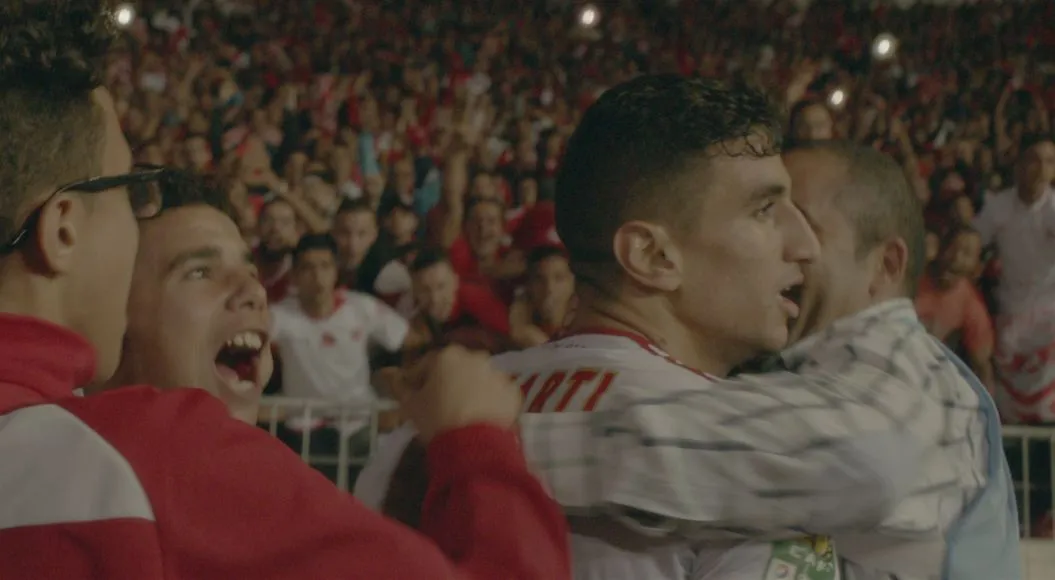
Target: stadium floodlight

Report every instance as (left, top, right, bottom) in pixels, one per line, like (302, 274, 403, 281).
(579, 4, 600, 28)
(828, 88, 847, 109)
(114, 3, 136, 28)
(872, 33, 898, 61)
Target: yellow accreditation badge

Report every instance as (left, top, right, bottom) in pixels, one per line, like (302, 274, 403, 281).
(762, 535, 837, 580)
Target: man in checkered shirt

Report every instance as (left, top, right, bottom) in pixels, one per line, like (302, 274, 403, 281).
(358, 78, 1020, 579)
(514, 141, 1020, 580)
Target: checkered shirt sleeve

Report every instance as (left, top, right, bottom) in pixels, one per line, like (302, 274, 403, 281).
(519, 299, 985, 540)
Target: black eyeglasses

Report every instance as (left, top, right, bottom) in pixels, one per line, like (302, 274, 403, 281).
(1, 164, 172, 254)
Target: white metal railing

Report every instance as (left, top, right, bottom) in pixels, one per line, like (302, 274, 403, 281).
(258, 396, 1055, 539)
(1002, 425, 1055, 539)
(257, 396, 398, 492)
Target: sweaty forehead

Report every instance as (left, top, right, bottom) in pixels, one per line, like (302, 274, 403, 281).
(138, 206, 246, 272)
(694, 153, 791, 207)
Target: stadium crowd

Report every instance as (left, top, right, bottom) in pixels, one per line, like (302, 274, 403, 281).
(102, 0, 1055, 537)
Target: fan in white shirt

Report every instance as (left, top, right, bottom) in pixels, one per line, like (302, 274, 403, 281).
(973, 137, 1055, 423)
(271, 233, 411, 434)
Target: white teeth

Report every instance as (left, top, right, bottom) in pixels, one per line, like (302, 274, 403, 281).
(230, 379, 256, 394)
(225, 331, 263, 352)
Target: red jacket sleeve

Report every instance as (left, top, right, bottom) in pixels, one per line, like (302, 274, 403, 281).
(62, 389, 570, 579)
(0, 517, 164, 579)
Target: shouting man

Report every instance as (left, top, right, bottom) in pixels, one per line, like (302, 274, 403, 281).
(98, 172, 271, 424)
(0, 3, 569, 577)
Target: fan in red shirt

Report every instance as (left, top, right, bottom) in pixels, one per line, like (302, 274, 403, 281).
(915, 226, 996, 393)
(0, 4, 570, 578)
(448, 197, 525, 304)
(408, 247, 512, 354)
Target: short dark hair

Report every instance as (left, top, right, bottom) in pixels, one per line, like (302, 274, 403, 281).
(156, 171, 236, 220)
(555, 74, 782, 286)
(788, 140, 926, 296)
(292, 233, 338, 264)
(409, 246, 450, 274)
(0, 0, 118, 244)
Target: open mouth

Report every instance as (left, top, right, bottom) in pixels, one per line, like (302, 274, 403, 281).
(215, 331, 266, 394)
(780, 284, 803, 318)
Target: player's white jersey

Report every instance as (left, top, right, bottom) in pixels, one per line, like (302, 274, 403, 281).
(357, 328, 839, 579)
(499, 330, 837, 580)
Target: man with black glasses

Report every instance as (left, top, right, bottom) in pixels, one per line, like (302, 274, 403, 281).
(0, 3, 569, 579)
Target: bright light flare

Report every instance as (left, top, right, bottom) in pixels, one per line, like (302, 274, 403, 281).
(579, 5, 599, 28)
(872, 33, 898, 61)
(114, 4, 136, 28)
(828, 88, 846, 109)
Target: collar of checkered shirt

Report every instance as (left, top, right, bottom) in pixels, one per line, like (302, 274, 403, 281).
(779, 298, 918, 370)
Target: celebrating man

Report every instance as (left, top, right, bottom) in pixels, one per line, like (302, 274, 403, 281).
(359, 76, 1019, 580)
(94, 172, 271, 424)
(359, 74, 819, 576)
(0, 3, 569, 578)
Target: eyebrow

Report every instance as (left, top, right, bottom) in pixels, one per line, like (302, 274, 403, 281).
(745, 184, 788, 206)
(165, 246, 222, 275)
(166, 244, 258, 276)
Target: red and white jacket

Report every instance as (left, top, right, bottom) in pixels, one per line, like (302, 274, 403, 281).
(0, 314, 570, 579)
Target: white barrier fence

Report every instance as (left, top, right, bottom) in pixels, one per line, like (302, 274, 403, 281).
(257, 396, 399, 492)
(257, 397, 1055, 574)
(1003, 425, 1055, 539)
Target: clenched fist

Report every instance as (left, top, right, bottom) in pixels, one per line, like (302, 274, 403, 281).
(390, 345, 522, 443)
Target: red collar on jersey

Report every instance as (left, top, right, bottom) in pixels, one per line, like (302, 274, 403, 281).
(0, 314, 96, 411)
(557, 326, 718, 380)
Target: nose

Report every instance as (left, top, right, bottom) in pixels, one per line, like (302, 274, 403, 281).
(783, 204, 820, 265)
(227, 268, 268, 313)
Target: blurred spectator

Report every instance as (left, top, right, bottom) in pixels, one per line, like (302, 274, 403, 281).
(915, 226, 995, 393)
(974, 137, 1055, 424)
(255, 198, 299, 302)
(381, 200, 420, 248)
(788, 99, 835, 145)
(450, 197, 525, 302)
(270, 234, 412, 468)
(408, 248, 511, 354)
(509, 246, 576, 348)
(331, 199, 380, 288)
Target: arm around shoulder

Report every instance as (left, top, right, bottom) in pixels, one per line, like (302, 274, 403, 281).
(519, 368, 924, 539)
